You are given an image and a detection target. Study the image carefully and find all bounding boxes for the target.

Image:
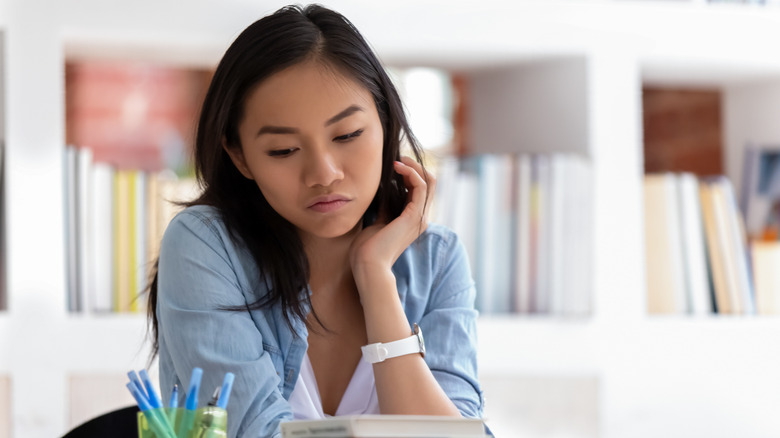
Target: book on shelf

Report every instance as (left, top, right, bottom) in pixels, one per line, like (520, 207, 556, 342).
(677, 173, 712, 315)
(643, 172, 757, 315)
(76, 146, 93, 312)
(63, 144, 200, 313)
(513, 154, 532, 313)
(698, 179, 730, 313)
(751, 240, 780, 314)
(64, 146, 79, 312)
(740, 144, 780, 240)
(435, 152, 593, 316)
(473, 154, 513, 314)
(0, 140, 5, 310)
(558, 154, 593, 316)
(89, 162, 114, 313)
(280, 415, 487, 438)
(701, 176, 755, 314)
(644, 173, 690, 314)
(113, 169, 132, 312)
(530, 154, 551, 314)
(736, 144, 780, 314)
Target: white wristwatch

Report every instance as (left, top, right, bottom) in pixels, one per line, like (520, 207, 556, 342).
(361, 323, 426, 364)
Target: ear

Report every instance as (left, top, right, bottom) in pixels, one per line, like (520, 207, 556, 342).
(222, 138, 254, 180)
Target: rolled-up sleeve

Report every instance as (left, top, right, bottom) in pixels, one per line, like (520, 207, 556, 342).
(419, 230, 484, 418)
(157, 210, 292, 438)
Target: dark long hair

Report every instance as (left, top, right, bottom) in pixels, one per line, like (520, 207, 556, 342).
(147, 4, 426, 358)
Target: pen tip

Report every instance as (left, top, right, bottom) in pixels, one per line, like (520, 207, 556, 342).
(208, 386, 221, 406)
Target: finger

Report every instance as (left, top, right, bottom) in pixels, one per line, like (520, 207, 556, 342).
(393, 160, 428, 220)
(398, 156, 436, 215)
(394, 160, 426, 201)
(399, 156, 432, 186)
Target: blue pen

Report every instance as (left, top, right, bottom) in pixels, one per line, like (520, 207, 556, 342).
(138, 369, 177, 434)
(177, 368, 203, 438)
(139, 369, 163, 409)
(186, 367, 203, 410)
(216, 372, 235, 409)
(169, 384, 179, 409)
(127, 371, 147, 400)
(126, 383, 176, 438)
(168, 383, 179, 430)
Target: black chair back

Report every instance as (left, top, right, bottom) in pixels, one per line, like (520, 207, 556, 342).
(62, 405, 139, 438)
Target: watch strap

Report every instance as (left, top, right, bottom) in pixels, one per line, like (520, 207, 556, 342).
(361, 325, 425, 363)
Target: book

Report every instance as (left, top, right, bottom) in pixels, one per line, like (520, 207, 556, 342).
(113, 169, 132, 312)
(714, 177, 755, 314)
(450, 169, 478, 284)
(699, 177, 755, 314)
(474, 154, 498, 314)
(0, 140, 5, 310)
(492, 154, 515, 314)
(548, 154, 567, 314)
(547, 154, 594, 316)
(473, 154, 514, 314)
(89, 162, 114, 313)
(64, 146, 79, 311)
(513, 154, 532, 313)
(76, 146, 93, 312)
(562, 155, 593, 316)
(129, 170, 147, 313)
(431, 156, 459, 229)
(740, 144, 780, 240)
(699, 180, 733, 313)
(751, 241, 780, 314)
(280, 415, 487, 438)
(676, 173, 713, 314)
(530, 154, 551, 314)
(644, 174, 687, 314)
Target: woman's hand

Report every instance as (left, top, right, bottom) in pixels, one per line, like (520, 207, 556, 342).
(349, 156, 436, 288)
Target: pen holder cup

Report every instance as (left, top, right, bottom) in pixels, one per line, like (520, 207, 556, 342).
(137, 407, 227, 438)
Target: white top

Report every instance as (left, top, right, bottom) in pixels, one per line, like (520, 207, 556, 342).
(288, 352, 380, 419)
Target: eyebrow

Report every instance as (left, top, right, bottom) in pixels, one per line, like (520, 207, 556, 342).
(325, 104, 364, 126)
(255, 104, 365, 137)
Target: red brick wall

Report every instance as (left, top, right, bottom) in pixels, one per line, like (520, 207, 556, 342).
(643, 87, 724, 176)
(65, 62, 212, 171)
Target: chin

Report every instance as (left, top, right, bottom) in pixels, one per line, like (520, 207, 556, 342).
(305, 220, 363, 240)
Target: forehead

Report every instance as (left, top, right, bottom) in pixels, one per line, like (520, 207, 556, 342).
(244, 61, 376, 124)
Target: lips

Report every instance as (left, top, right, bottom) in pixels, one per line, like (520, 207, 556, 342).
(307, 194, 351, 213)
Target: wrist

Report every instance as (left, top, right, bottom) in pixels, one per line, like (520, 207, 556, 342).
(352, 261, 394, 291)
(361, 323, 425, 363)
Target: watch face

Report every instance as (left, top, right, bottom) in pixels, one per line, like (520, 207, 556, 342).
(414, 323, 425, 357)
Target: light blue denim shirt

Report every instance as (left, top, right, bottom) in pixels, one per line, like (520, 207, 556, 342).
(156, 204, 484, 438)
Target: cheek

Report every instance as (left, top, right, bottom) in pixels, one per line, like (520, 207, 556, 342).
(366, 130, 385, 175)
(362, 142, 384, 189)
(254, 169, 294, 205)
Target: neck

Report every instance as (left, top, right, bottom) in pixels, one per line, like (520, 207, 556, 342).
(302, 226, 360, 297)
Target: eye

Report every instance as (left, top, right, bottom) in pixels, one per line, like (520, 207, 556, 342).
(333, 129, 364, 143)
(267, 147, 298, 157)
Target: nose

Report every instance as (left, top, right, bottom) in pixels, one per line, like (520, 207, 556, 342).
(303, 146, 344, 188)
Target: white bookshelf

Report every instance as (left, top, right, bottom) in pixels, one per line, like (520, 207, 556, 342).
(3, 1, 780, 437)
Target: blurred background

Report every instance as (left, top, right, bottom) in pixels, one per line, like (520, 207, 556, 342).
(4, 0, 780, 437)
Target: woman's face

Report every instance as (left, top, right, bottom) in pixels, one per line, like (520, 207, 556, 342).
(229, 61, 384, 241)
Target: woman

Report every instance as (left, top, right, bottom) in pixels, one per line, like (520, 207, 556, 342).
(147, 4, 484, 437)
